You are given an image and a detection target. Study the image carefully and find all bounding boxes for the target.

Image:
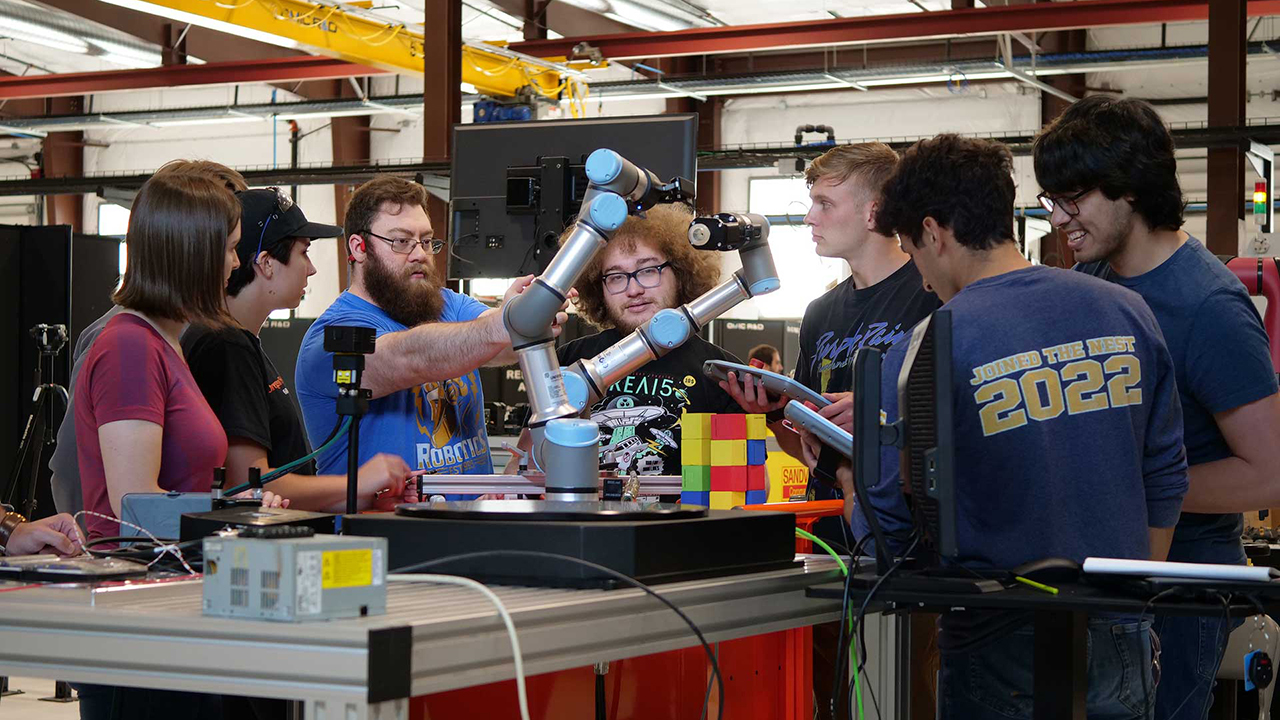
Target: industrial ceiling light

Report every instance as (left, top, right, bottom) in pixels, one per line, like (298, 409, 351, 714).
(89, 37, 164, 68)
(0, 16, 89, 54)
(149, 115, 266, 128)
(97, 0, 301, 51)
(556, 0, 698, 31)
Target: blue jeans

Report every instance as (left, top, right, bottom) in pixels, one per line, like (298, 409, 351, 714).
(938, 617, 1157, 720)
(1150, 614, 1234, 720)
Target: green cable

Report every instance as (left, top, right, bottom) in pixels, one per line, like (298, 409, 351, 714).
(223, 416, 353, 497)
(795, 528, 848, 577)
(794, 527, 865, 720)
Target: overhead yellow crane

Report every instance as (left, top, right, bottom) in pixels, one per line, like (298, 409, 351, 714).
(111, 0, 601, 100)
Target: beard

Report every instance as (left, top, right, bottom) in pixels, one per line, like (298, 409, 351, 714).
(362, 249, 444, 327)
(608, 282, 679, 335)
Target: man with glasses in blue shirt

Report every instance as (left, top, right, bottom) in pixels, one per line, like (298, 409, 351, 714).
(296, 175, 569, 481)
(1035, 96, 1280, 720)
(505, 203, 743, 477)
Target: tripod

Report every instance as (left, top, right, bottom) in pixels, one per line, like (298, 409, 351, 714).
(5, 324, 68, 518)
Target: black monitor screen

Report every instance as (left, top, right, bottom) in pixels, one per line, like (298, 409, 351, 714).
(897, 309, 956, 560)
(449, 114, 698, 280)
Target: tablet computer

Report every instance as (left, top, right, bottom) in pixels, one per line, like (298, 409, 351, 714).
(703, 360, 831, 408)
(783, 400, 853, 459)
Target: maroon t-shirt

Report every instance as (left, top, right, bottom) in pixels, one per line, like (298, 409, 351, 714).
(75, 313, 228, 540)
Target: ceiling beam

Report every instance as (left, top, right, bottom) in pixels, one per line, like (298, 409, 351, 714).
(0, 57, 386, 101)
(508, 0, 1280, 59)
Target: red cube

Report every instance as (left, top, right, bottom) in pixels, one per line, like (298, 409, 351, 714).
(711, 413, 747, 440)
(710, 465, 747, 492)
(747, 464, 767, 492)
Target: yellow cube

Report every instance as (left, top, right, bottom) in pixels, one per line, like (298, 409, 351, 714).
(682, 412, 712, 440)
(746, 414, 768, 440)
(681, 437, 711, 465)
(709, 491, 746, 510)
(710, 439, 747, 466)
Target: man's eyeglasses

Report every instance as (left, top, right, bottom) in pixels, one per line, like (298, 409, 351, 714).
(1037, 188, 1093, 217)
(364, 230, 444, 256)
(602, 261, 671, 295)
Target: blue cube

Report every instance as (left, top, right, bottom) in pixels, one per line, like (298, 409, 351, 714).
(745, 490, 768, 505)
(747, 439, 768, 466)
(681, 490, 710, 507)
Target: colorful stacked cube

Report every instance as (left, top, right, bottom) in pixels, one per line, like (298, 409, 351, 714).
(679, 411, 712, 507)
(680, 411, 769, 508)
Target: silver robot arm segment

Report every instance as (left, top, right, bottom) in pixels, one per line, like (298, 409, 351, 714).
(561, 214, 780, 412)
(504, 149, 690, 474)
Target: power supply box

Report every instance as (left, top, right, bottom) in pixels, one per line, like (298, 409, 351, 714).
(202, 530, 388, 622)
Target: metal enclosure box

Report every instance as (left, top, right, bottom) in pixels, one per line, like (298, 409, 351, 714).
(202, 534, 387, 622)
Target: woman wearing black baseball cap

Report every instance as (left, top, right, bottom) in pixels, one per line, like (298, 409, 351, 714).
(182, 187, 415, 513)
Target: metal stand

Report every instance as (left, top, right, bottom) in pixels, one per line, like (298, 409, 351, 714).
(4, 324, 68, 518)
(38, 680, 76, 703)
(324, 326, 375, 518)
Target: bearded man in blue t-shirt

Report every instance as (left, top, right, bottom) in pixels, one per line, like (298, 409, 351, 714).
(1035, 96, 1280, 720)
(296, 175, 569, 479)
(821, 134, 1189, 720)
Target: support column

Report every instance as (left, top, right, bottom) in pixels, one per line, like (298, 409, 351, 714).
(332, 79, 370, 289)
(425, 0, 462, 285)
(664, 57, 720, 215)
(1207, 0, 1247, 255)
(523, 0, 550, 41)
(1039, 29, 1087, 268)
(41, 96, 83, 231)
(160, 22, 188, 66)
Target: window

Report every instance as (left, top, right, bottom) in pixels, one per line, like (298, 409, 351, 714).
(744, 177, 848, 319)
(98, 202, 130, 278)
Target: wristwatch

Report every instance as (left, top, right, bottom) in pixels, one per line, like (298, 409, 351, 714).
(0, 511, 27, 553)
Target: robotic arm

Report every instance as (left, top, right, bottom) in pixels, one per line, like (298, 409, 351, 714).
(562, 213, 779, 412)
(503, 149, 692, 480)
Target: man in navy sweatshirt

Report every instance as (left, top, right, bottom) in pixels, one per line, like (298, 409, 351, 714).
(834, 134, 1189, 720)
(1035, 96, 1280, 720)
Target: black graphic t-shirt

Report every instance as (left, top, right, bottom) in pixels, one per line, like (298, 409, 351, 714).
(795, 260, 941, 395)
(559, 330, 743, 475)
(183, 324, 316, 475)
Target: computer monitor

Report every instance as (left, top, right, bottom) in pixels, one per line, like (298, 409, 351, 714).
(448, 114, 698, 280)
(896, 310, 957, 560)
(851, 309, 957, 574)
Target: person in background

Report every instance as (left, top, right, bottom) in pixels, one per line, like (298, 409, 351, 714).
(72, 171, 242, 720)
(296, 176, 568, 485)
(1035, 95, 1280, 720)
(747, 343, 785, 374)
(49, 160, 249, 520)
(184, 187, 412, 512)
(504, 204, 743, 477)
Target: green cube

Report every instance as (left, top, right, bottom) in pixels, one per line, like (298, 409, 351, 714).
(681, 464, 711, 492)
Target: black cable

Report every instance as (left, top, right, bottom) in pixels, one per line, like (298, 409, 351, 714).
(391, 550, 725, 720)
(829, 533, 872, 720)
(852, 533, 921, 720)
(223, 414, 345, 497)
(595, 670, 606, 720)
(84, 536, 204, 573)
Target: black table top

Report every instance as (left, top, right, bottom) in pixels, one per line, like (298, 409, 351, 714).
(808, 572, 1280, 617)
